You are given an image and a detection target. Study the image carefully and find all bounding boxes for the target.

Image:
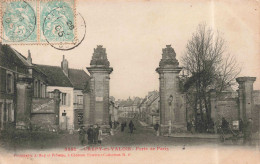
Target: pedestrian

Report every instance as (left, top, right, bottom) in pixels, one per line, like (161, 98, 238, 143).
(243, 118, 253, 145)
(87, 125, 94, 145)
(124, 121, 127, 128)
(221, 117, 229, 134)
(154, 122, 159, 136)
(78, 126, 86, 145)
(98, 126, 103, 144)
(93, 124, 99, 144)
(129, 120, 135, 134)
(191, 119, 195, 134)
(121, 122, 125, 132)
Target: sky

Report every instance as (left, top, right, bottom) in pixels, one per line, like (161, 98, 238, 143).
(11, 0, 260, 100)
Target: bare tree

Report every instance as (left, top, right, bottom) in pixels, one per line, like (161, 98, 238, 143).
(181, 23, 240, 131)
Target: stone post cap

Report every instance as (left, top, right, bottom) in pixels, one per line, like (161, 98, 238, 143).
(90, 45, 110, 67)
(159, 45, 179, 68)
(236, 77, 256, 83)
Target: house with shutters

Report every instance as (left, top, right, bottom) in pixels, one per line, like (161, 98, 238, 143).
(0, 44, 50, 130)
(36, 55, 90, 131)
(0, 43, 90, 131)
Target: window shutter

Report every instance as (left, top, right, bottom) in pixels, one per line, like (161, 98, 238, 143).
(67, 93, 70, 106)
(74, 94, 77, 104)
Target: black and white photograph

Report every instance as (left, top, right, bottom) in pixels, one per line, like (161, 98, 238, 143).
(0, 0, 259, 163)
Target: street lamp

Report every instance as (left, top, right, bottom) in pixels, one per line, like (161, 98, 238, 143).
(168, 95, 173, 135)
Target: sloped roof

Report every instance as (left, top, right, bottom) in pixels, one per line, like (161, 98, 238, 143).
(36, 65, 73, 87)
(133, 97, 141, 105)
(118, 99, 134, 107)
(0, 44, 28, 71)
(11, 48, 33, 67)
(68, 68, 90, 90)
(138, 96, 148, 108)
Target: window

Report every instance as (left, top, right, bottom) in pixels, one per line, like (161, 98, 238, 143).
(77, 95, 83, 105)
(34, 80, 38, 97)
(7, 103, 14, 122)
(42, 84, 46, 98)
(40, 83, 43, 97)
(6, 72, 13, 93)
(61, 93, 67, 105)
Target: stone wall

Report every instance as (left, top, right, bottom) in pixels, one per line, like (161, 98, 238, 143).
(31, 114, 57, 131)
(209, 79, 260, 132)
(253, 91, 260, 132)
(30, 91, 60, 131)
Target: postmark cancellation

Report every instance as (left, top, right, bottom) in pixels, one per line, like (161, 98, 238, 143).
(0, 0, 77, 45)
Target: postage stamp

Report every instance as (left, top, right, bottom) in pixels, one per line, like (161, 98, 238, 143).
(1, 0, 37, 42)
(0, 0, 80, 47)
(40, 0, 75, 43)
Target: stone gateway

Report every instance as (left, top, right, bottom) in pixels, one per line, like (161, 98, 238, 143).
(86, 45, 113, 125)
(156, 45, 186, 134)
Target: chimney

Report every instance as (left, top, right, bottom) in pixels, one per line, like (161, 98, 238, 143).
(61, 55, 69, 77)
(27, 50, 32, 64)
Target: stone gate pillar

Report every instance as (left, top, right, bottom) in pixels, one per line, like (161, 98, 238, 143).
(236, 77, 256, 121)
(52, 89, 61, 127)
(16, 76, 33, 128)
(87, 45, 113, 125)
(156, 45, 184, 134)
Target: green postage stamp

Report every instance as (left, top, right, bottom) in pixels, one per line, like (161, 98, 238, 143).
(0, 0, 76, 45)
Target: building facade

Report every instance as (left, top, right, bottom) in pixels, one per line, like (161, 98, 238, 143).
(85, 45, 113, 126)
(0, 44, 58, 130)
(0, 43, 90, 131)
(37, 56, 90, 130)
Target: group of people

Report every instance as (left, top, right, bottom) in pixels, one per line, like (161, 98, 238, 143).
(120, 120, 136, 134)
(219, 117, 254, 144)
(78, 124, 102, 146)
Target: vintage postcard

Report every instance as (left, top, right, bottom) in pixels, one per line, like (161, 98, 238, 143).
(0, 0, 259, 163)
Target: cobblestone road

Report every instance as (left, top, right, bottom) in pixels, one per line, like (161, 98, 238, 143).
(101, 119, 220, 147)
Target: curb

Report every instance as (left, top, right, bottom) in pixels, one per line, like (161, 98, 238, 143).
(163, 134, 219, 139)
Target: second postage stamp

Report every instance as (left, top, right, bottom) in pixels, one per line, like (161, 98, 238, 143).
(0, 0, 76, 45)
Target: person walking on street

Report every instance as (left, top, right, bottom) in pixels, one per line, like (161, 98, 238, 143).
(221, 117, 229, 134)
(154, 122, 159, 136)
(78, 126, 86, 145)
(121, 122, 125, 132)
(191, 119, 195, 134)
(93, 124, 99, 144)
(129, 120, 135, 135)
(124, 121, 127, 129)
(98, 126, 102, 144)
(87, 125, 94, 145)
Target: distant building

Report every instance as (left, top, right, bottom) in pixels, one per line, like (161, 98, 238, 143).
(138, 91, 159, 125)
(117, 97, 141, 119)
